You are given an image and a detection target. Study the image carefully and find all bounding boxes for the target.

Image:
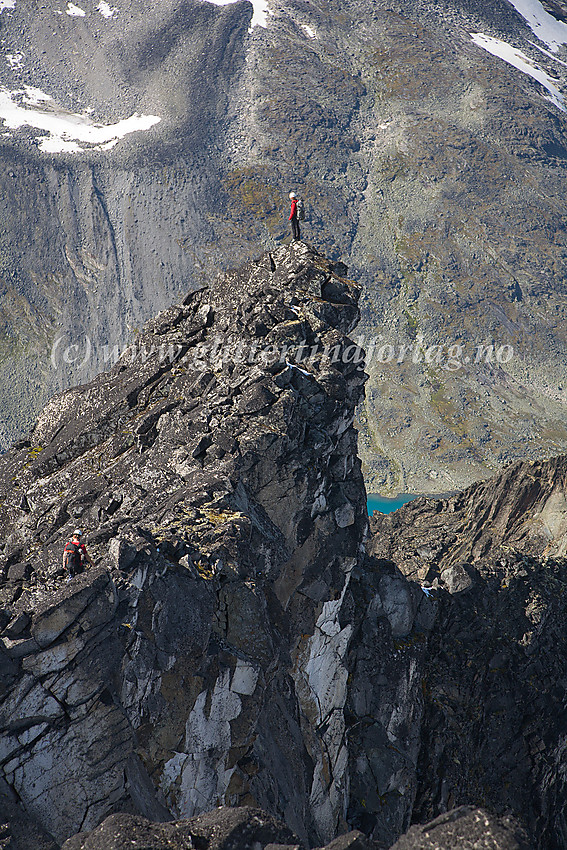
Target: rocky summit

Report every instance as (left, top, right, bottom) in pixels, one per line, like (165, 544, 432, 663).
(1, 244, 566, 850)
(0, 238, 536, 850)
(0, 243, 567, 850)
(0, 244, 377, 847)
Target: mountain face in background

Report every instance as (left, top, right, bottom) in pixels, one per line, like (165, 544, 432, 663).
(2, 0, 567, 493)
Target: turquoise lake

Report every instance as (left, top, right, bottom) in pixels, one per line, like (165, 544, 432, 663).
(367, 493, 419, 515)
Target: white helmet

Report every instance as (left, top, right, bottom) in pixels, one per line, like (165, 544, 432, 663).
(289, 192, 297, 199)
(73, 529, 82, 537)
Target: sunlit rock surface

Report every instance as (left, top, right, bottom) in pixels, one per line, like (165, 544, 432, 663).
(2, 244, 565, 849)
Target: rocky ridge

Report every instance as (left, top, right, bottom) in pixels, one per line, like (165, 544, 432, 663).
(0, 244, 429, 849)
(56, 805, 530, 850)
(1, 244, 564, 849)
(370, 455, 567, 849)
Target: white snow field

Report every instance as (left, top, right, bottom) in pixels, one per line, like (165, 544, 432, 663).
(200, 0, 271, 29)
(0, 86, 161, 152)
(301, 24, 317, 38)
(471, 32, 566, 111)
(507, 0, 567, 51)
(66, 2, 86, 16)
(97, 1, 118, 17)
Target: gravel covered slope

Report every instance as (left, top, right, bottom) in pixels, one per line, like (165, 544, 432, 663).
(2, 0, 567, 494)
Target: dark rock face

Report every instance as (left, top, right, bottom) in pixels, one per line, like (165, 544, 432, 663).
(344, 556, 433, 848)
(371, 455, 567, 849)
(2, 243, 566, 850)
(0, 781, 59, 850)
(369, 455, 567, 581)
(412, 551, 567, 849)
(0, 244, 380, 846)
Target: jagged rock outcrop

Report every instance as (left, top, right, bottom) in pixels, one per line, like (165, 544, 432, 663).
(390, 807, 531, 850)
(369, 455, 567, 582)
(370, 455, 567, 849)
(61, 807, 302, 850)
(61, 804, 527, 850)
(4, 243, 563, 850)
(0, 244, 428, 849)
(343, 555, 434, 848)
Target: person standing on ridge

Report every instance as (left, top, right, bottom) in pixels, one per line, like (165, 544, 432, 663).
(63, 529, 94, 581)
(289, 191, 302, 241)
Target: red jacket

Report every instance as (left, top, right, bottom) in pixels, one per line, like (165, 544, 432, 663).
(289, 199, 298, 221)
(64, 540, 86, 563)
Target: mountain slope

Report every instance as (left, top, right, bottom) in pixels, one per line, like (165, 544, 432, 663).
(4, 243, 567, 848)
(2, 0, 567, 489)
(370, 453, 567, 849)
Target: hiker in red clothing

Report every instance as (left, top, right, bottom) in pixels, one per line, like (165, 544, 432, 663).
(289, 191, 301, 241)
(63, 529, 93, 580)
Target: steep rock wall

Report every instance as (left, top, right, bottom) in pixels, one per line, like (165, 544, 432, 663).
(370, 453, 567, 849)
(0, 245, 426, 847)
(3, 243, 562, 849)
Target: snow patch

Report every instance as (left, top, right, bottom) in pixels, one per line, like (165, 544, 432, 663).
(0, 86, 161, 152)
(0, 0, 15, 11)
(199, 0, 271, 29)
(97, 1, 117, 17)
(471, 32, 565, 111)
(507, 0, 567, 52)
(6, 53, 23, 69)
(301, 24, 317, 38)
(22, 86, 51, 105)
(39, 137, 83, 153)
(66, 2, 86, 16)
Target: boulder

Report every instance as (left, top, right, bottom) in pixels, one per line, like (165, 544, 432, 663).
(62, 807, 300, 850)
(30, 570, 117, 648)
(390, 807, 532, 850)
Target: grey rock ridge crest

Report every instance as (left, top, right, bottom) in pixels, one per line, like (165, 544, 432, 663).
(0, 243, 373, 846)
(370, 455, 567, 850)
(0, 243, 558, 850)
